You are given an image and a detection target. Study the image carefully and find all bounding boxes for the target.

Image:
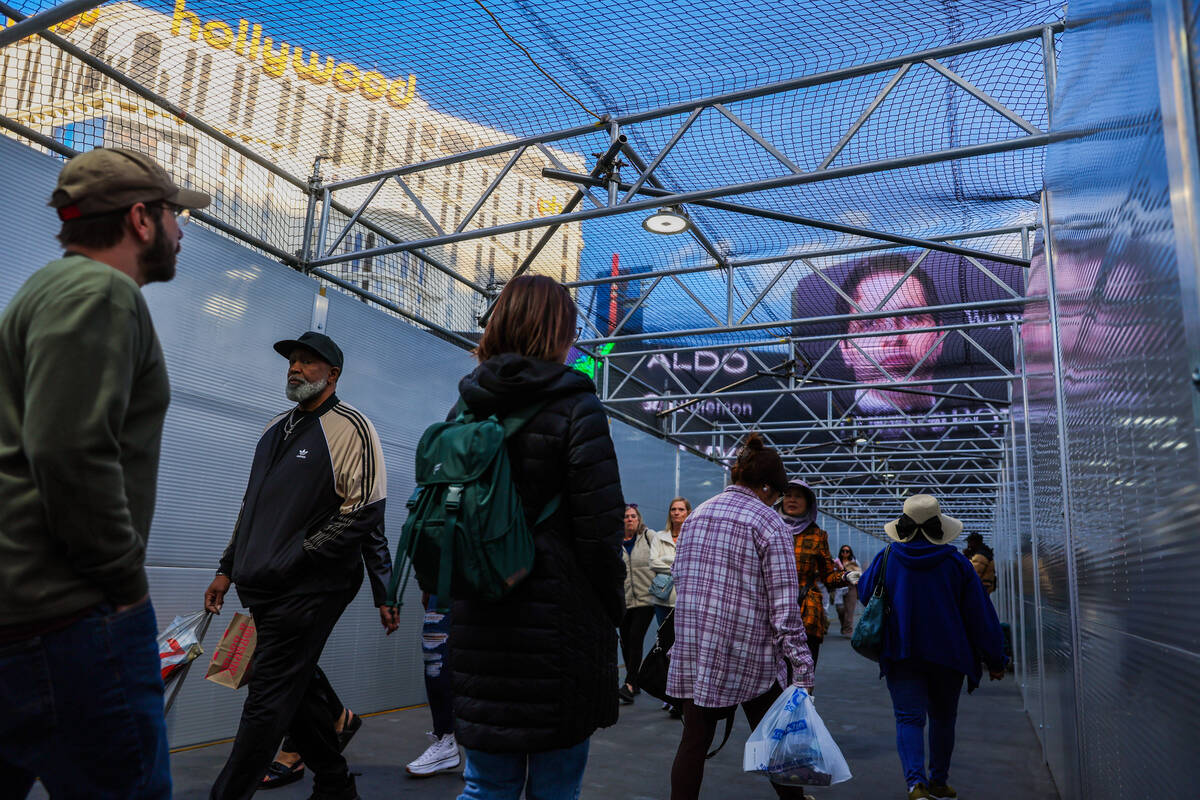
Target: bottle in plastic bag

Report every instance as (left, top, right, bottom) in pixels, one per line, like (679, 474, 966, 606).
(743, 686, 853, 787)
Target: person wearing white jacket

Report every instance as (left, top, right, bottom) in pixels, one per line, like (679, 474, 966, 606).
(649, 497, 692, 620)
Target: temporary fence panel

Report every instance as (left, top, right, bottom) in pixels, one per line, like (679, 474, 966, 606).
(1004, 0, 1200, 797)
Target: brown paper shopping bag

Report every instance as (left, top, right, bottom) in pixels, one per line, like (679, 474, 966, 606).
(204, 612, 257, 689)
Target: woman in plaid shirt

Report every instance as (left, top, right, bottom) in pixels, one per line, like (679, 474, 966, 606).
(667, 434, 815, 800)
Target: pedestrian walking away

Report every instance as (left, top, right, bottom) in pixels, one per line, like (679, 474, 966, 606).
(857, 494, 1008, 800)
(778, 480, 847, 671)
(667, 434, 815, 800)
(205, 331, 396, 800)
(962, 532, 997, 595)
(619, 503, 657, 704)
(448, 275, 625, 800)
(0, 147, 208, 800)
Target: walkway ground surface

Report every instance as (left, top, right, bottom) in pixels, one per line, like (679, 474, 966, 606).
(30, 635, 1058, 799)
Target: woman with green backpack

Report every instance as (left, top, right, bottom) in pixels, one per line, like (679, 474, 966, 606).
(445, 275, 626, 800)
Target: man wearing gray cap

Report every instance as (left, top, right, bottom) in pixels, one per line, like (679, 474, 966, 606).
(0, 147, 209, 797)
(204, 332, 394, 800)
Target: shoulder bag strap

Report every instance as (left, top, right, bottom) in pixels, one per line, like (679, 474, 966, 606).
(706, 710, 736, 759)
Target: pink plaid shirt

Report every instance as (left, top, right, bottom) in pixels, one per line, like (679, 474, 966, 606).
(666, 485, 814, 707)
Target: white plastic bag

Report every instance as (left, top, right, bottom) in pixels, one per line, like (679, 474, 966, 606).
(743, 686, 852, 787)
(157, 611, 207, 684)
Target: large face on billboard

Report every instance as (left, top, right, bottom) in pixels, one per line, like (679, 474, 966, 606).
(793, 250, 1022, 426)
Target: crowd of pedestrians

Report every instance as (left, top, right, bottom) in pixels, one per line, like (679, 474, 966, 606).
(0, 148, 1009, 800)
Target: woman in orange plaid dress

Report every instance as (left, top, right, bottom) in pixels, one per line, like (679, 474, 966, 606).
(778, 480, 847, 670)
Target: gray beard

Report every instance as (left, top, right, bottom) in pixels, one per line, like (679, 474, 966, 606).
(286, 377, 328, 403)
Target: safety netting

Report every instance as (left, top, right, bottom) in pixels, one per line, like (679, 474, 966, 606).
(0, 0, 1064, 531)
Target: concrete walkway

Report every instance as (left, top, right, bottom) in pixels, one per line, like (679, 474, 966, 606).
(146, 634, 1058, 800)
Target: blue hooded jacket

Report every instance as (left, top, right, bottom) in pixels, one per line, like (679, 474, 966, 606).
(858, 538, 1006, 691)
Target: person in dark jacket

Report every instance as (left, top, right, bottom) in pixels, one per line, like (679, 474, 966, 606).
(450, 275, 625, 800)
(857, 494, 1007, 800)
(204, 331, 397, 800)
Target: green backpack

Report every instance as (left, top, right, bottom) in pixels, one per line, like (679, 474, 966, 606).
(385, 398, 559, 611)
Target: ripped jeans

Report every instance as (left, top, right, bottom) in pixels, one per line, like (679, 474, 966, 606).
(423, 596, 455, 737)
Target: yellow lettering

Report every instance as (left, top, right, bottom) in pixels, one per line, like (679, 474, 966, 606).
(51, 15, 78, 34)
(292, 47, 334, 84)
(332, 62, 359, 93)
(386, 74, 417, 109)
(249, 24, 261, 60)
(260, 38, 289, 77)
(359, 71, 388, 100)
(202, 20, 233, 49)
(171, 0, 201, 40)
(234, 19, 248, 56)
(81, 9, 100, 26)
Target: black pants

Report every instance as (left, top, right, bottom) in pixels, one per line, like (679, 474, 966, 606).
(280, 666, 343, 754)
(619, 605, 655, 689)
(670, 684, 809, 800)
(210, 588, 355, 800)
(808, 637, 821, 670)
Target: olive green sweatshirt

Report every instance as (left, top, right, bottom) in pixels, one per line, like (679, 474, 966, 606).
(0, 254, 169, 625)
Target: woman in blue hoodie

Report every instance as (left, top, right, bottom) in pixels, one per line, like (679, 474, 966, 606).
(858, 495, 1007, 800)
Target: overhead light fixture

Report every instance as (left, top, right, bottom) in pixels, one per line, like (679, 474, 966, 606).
(642, 206, 691, 235)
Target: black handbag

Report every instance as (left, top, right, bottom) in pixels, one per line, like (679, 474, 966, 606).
(637, 609, 677, 703)
(851, 546, 891, 661)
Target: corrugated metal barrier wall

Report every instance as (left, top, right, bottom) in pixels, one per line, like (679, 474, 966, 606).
(998, 0, 1200, 797)
(0, 134, 729, 747)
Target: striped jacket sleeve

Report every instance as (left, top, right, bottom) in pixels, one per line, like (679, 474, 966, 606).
(304, 402, 390, 602)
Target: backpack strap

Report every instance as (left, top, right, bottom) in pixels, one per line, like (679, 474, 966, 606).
(706, 710, 736, 759)
(437, 485, 463, 608)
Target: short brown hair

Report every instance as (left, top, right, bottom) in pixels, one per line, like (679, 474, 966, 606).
(729, 432, 788, 493)
(476, 275, 577, 363)
(56, 207, 131, 250)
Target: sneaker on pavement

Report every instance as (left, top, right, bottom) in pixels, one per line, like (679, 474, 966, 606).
(406, 732, 461, 777)
(928, 783, 957, 799)
(908, 785, 933, 800)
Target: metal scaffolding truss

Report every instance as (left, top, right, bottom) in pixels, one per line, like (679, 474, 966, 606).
(0, 0, 1070, 534)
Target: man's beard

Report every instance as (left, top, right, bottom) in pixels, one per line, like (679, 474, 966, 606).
(286, 377, 328, 403)
(139, 217, 178, 284)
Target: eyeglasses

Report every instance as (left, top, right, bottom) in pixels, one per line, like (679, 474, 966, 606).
(155, 202, 190, 226)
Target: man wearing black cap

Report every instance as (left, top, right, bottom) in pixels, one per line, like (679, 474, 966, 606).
(0, 147, 209, 798)
(204, 332, 395, 800)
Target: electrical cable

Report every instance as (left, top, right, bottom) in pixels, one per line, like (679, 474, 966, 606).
(468, 0, 603, 121)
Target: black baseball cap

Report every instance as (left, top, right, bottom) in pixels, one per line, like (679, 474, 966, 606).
(273, 331, 344, 369)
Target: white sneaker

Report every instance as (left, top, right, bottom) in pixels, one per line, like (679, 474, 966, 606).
(405, 731, 461, 777)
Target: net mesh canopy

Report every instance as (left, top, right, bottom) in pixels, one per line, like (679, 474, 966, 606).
(0, 0, 1061, 532)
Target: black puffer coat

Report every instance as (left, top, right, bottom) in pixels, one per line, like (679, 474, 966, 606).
(450, 354, 625, 753)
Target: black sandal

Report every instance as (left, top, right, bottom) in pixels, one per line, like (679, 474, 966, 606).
(337, 710, 363, 752)
(260, 760, 305, 789)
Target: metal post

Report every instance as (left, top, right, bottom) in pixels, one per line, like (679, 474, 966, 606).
(1041, 191, 1085, 794)
(1006, 359, 1028, 699)
(1152, 0, 1200, 452)
(314, 189, 332, 273)
(0, 0, 104, 48)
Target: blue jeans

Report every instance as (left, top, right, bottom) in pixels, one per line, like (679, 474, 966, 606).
(423, 596, 454, 737)
(459, 739, 590, 800)
(653, 604, 671, 626)
(0, 600, 171, 799)
(885, 659, 964, 788)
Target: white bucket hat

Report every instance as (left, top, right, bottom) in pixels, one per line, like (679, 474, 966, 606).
(883, 494, 963, 545)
